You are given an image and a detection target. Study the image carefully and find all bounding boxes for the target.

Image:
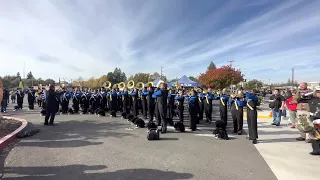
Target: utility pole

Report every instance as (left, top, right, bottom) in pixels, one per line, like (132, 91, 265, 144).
(160, 66, 163, 80)
(227, 60, 234, 67)
(292, 68, 294, 89)
(23, 61, 26, 79)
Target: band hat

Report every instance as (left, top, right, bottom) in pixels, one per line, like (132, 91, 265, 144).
(315, 86, 320, 92)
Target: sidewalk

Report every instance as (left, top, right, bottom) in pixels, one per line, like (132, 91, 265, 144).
(244, 118, 318, 180)
(244, 109, 272, 119)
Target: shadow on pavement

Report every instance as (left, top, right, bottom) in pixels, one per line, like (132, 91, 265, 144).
(258, 137, 298, 143)
(15, 120, 137, 148)
(257, 130, 299, 135)
(159, 137, 179, 140)
(18, 140, 103, 148)
(3, 165, 194, 180)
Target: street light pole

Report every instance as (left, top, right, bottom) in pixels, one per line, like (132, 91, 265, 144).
(292, 68, 294, 89)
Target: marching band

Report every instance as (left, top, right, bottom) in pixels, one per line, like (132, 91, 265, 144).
(11, 80, 259, 141)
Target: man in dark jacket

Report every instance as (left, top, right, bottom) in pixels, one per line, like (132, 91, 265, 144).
(45, 85, 58, 125)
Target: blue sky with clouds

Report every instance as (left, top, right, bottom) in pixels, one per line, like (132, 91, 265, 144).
(0, 0, 319, 83)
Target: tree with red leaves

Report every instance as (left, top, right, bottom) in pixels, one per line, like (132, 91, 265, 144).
(198, 66, 243, 89)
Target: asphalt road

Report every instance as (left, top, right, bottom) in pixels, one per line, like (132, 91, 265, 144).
(0, 99, 277, 180)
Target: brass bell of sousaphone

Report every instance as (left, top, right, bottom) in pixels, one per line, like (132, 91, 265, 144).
(105, 81, 112, 89)
(147, 81, 154, 87)
(136, 82, 144, 89)
(156, 80, 165, 88)
(118, 82, 126, 91)
(112, 83, 119, 89)
(127, 80, 135, 89)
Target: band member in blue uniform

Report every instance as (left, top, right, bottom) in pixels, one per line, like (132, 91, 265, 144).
(204, 88, 214, 123)
(197, 88, 205, 124)
(140, 87, 148, 119)
(40, 88, 46, 109)
(130, 88, 139, 117)
(100, 87, 108, 111)
(245, 90, 259, 144)
(16, 88, 24, 110)
(89, 90, 97, 113)
(121, 88, 130, 118)
(80, 89, 90, 114)
(147, 86, 155, 122)
(117, 88, 123, 112)
(60, 88, 71, 114)
(153, 87, 161, 123)
(110, 88, 118, 117)
(187, 90, 199, 131)
(154, 83, 169, 133)
(229, 92, 246, 135)
(72, 88, 81, 113)
(167, 88, 176, 119)
(27, 87, 36, 110)
(175, 90, 185, 123)
(219, 88, 229, 123)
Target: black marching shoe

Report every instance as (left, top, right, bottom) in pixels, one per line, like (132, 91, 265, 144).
(237, 130, 242, 135)
(246, 136, 252, 140)
(309, 152, 320, 156)
(252, 139, 257, 144)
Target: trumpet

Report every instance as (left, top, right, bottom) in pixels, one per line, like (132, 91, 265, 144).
(156, 80, 165, 88)
(105, 81, 112, 89)
(118, 82, 126, 91)
(127, 80, 135, 89)
(136, 82, 144, 89)
(147, 81, 154, 87)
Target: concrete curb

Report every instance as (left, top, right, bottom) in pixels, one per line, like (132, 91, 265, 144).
(243, 114, 272, 119)
(0, 116, 28, 152)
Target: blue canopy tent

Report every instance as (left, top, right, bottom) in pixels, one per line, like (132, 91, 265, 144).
(177, 75, 199, 87)
(153, 77, 167, 87)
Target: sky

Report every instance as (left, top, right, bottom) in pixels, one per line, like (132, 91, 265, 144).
(0, 0, 319, 83)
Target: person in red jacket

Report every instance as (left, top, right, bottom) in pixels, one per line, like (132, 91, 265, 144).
(286, 90, 297, 128)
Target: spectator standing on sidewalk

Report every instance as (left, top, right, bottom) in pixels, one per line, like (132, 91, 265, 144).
(292, 82, 312, 143)
(269, 89, 285, 126)
(286, 90, 297, 128)
(1, 87, 7, 113)
(10, 89, 16, 103)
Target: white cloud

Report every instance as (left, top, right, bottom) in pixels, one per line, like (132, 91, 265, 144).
(0, 0, 319, 83)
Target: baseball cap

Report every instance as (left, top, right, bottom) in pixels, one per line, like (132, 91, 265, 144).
(315, 86, 320, 92)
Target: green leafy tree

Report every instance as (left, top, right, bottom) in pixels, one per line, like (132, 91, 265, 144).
(149, 72, 167, 82)
(26, 71, 34, 79)
(207, 61, 217, 71)
(246, 79, 263, 90)
(128, 73, 151, 83)
(188, 76, 198, 82)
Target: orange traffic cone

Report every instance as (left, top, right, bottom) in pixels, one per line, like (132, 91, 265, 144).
(269, 111, 272, 117)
